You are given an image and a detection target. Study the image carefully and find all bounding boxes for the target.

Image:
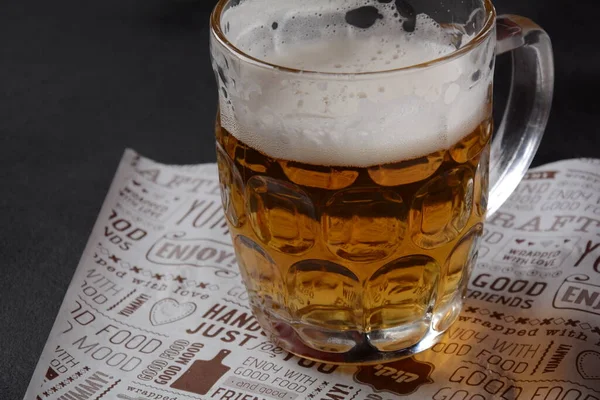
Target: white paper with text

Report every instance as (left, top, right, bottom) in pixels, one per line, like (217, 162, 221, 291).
(24, 151, 600, 400)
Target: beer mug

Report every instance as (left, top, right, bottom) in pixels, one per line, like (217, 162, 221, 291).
(210, 0, 553, 364)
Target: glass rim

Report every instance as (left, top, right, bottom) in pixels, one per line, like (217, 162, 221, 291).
(210, 0, 497, 76)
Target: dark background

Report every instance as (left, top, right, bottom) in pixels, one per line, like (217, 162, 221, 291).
(1, 0, 598, 398)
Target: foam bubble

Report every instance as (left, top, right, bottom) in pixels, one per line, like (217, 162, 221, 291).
(213, 0, 494, 167)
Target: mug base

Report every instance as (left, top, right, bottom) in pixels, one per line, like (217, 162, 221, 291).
(252, 300, 461, 365)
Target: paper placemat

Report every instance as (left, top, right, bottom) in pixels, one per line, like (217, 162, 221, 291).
(24, 151, 600, 399)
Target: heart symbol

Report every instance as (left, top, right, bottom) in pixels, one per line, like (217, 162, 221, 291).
(150, 298, 196, 326)
(577, 351, 600, 380)
(516, 239, 525, 244)
(541, 241, 553, 248)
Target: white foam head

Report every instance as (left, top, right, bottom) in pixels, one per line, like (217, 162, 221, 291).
(212, 0, 494, 167)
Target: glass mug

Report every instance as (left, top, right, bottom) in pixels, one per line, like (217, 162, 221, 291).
(209, 0, 553, 364)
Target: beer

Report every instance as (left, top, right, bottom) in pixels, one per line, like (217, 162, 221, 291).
(211, 0, 496, 363)
(217, 117, 490, 362)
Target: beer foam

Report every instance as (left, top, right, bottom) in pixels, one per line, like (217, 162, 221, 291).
(214, 0, 494, 167)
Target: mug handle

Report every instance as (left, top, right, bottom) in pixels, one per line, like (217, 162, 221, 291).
(487, 15, 554, 216)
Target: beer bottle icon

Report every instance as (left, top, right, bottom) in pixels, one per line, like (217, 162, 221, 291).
(171, 349, 231, 395)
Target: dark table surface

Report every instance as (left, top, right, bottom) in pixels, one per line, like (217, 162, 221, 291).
(1, 0, 599, 398)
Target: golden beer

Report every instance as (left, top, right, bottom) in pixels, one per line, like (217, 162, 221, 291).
(216, 114, 491, 363)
